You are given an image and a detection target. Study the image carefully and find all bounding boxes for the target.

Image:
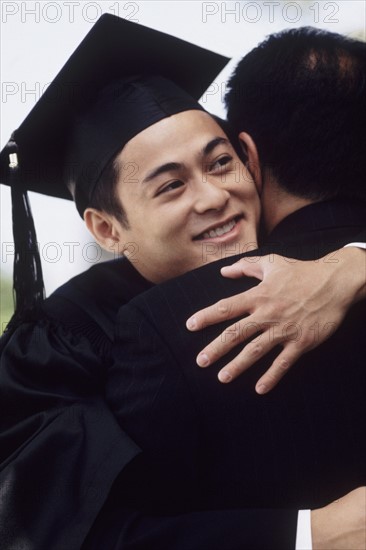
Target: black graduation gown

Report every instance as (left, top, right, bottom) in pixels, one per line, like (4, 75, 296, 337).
(95, 199, 366, 550)
(0, 258, 152, 550)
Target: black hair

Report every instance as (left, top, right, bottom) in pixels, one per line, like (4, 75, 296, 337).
(226, 27, 366, 201)
(88, 155, 129, 227)
(67, 153, 129, 226)
(212, 114, 249, 164)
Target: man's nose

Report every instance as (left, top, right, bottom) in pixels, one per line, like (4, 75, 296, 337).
(193, 179, 230, 214)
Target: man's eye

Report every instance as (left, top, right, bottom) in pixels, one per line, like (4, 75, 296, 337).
(156, 180, 184, 196)
(209, 155, 233, 172)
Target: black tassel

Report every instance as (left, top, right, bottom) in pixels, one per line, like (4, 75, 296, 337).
(6, 137, 45, 330)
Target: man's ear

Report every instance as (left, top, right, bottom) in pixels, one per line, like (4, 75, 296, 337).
(238, 131, 263, 194)
(84, 208, 127, 255)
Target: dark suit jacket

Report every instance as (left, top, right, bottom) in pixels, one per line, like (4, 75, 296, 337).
(95, 198, 366, 550)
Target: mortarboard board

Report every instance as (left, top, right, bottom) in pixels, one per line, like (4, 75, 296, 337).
(0, 14, 229, 327)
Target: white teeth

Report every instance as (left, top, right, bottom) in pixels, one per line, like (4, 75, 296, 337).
(202, 218, 236, 239)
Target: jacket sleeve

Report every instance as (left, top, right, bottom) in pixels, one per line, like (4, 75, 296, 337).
(83, 495, 298, 550)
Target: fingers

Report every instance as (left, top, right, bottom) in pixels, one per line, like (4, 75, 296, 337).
(217, 342, 303, 391)
(187, 252, 350, 393)
(186, 290, 257, 331)
(254, 346, 303, 394)
(214, 324, 324, 391)
(220, 257, 264, 280)
(216, 336, 280, 384)
(196, 318, 262, 367)
(220, 253, 293, 280)
(186, 254, 287, 330)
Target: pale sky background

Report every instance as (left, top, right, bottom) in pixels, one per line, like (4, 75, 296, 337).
(1, 0, 365, 296)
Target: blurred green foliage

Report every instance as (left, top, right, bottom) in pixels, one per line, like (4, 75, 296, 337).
(1, 273, 14, 334)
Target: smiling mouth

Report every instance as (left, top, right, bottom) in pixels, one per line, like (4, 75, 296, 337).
(193, 215, 243, 241)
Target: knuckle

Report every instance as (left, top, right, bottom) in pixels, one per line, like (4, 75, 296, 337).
(216, 299, 230, 316)
(275, 358, 291, 372)
(248, 342, 263, 357)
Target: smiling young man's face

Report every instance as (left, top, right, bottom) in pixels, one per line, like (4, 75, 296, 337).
(101, 110, 260, 283)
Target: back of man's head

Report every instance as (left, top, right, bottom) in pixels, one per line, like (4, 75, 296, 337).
(226, 27, 366, 201)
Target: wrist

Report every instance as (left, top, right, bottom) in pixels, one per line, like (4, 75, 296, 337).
(338, 247, 366, 304)
(311, 505, 334, 550)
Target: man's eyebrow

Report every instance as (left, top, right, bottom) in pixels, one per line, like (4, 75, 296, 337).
(202, 137, 230, 157)
(143, 162, 182, 184)
(142, 137, 229, 184)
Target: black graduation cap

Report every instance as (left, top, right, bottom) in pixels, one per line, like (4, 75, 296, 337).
(0, 14, 229, 327)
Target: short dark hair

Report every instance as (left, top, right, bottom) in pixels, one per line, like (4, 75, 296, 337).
(68, 153, 129, 226)
(88, 155, 129, 227)
(226, 27, 366, 201)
